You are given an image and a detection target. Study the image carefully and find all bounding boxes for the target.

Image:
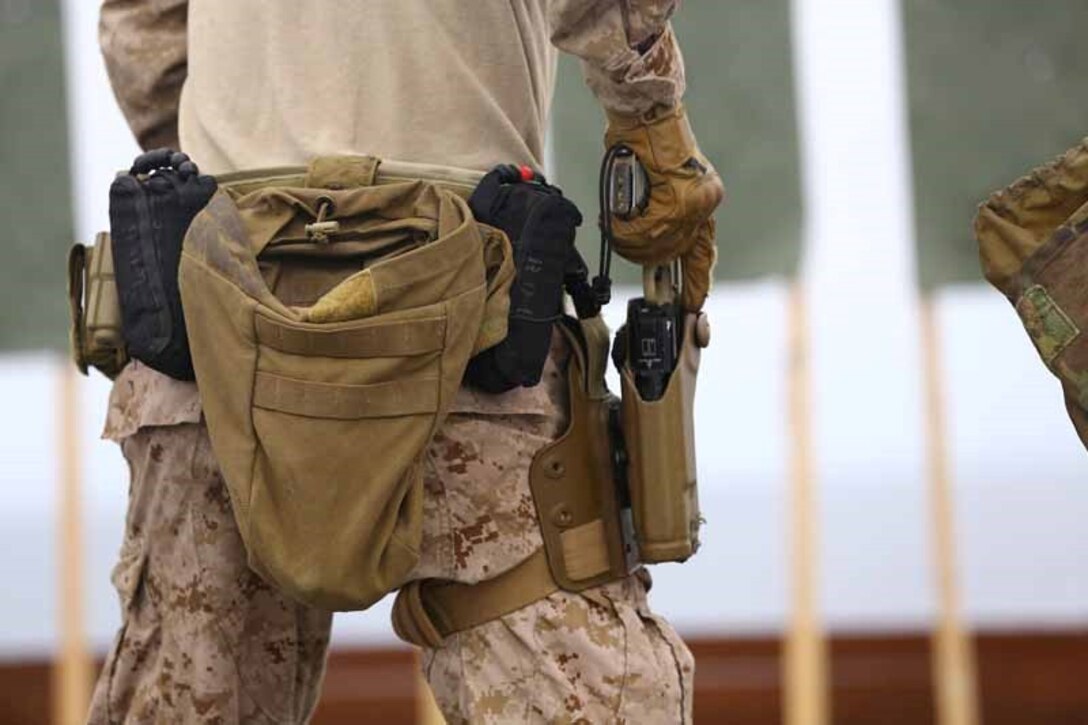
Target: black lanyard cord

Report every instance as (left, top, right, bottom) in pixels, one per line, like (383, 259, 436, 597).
(593, 144, 627, 306)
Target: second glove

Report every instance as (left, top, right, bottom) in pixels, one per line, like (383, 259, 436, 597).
(605, 104, 725, 266)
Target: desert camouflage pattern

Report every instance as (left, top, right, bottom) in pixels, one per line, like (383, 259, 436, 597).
(99, 0, 187, 150)
(95, 0, 694, 720)
(92, 343, 694, 723)
(550, 1, 685, 118)
(88, 413, 333, 724)
(100, 0, 684, 154)
(417, 337, 694, 722)
(100, 360, 200, 439)
(424, 574, 694, 724)
(422, 337, 694, 723)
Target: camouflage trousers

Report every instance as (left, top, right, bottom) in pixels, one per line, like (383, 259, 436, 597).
(89, 360, 693, 724)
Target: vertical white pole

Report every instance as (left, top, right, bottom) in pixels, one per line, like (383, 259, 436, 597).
(791, 0, 980, 720)
(920, 299, 980, 725)
(784, 281, 828, 725)
(789, 0, 929, 719)
(55, 3, 110, 720)
(53, 360, 91, 725)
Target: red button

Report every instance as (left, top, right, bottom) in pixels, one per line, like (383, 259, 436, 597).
(519, 165, 534, 182)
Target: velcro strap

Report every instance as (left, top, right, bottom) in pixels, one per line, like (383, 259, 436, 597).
(391, 548, 559, 647)
(560, 519, 612, 581)
(255, 314, 446, 358)
(253, 372, 439, 419)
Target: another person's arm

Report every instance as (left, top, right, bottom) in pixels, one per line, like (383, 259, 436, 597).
(100, 0, 188, 150)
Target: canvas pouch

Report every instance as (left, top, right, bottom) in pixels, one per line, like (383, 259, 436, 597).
(178, 156, 513, 610)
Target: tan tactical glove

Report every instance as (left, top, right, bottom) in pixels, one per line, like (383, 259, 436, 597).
(605, 104, 725, 266)
(680, 218, 717, 312)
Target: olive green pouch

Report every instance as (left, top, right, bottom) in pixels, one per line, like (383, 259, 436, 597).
(68, 232, 128, 379)
(975, 139, 1088, 443)
(620, 311, 705, 563)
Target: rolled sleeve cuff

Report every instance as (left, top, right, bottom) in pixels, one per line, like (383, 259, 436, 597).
(582, 24, 686, 119)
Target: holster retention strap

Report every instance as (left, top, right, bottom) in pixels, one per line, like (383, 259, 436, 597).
(392, 549, 557, 648)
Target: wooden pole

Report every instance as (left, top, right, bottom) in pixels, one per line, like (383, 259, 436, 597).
(919, 297, 980, 725)
(783, 281, 829, 725)
(53, 359, 92, 725)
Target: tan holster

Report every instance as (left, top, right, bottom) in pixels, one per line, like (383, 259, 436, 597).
(392, 314, 638, 646)
(68, 231, 127, 379)
(620, 311, 705, 563)
(392, 276, 709, 647)
(531, 315, 639, 589)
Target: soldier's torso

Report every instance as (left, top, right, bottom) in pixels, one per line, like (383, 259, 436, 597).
(181, 0, 557, 174)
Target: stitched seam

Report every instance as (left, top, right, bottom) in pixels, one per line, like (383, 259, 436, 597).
(645, 605, 690, 723)
(601, 587, 632, 720)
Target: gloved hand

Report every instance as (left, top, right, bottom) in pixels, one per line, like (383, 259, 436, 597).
(110, 149, 218, 380)
(680, 218, 717, 312)
(604, 103, 725, 266)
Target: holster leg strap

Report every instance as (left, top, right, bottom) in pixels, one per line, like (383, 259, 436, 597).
(392, 548, 559, 648)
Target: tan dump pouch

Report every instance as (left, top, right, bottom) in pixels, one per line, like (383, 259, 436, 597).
(68, 232, 127, 379)
(620, 312, 705, 563)
(975, 139, 1088, 446)
(178, 156, 513, 611)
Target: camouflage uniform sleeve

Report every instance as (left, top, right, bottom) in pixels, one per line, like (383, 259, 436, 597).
(548, 0, 685, 118)
(99, 0, 188, 150)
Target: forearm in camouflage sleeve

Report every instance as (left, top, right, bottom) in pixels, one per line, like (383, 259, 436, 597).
(548, 0, 685, 118)
(99, 0, 188, 151)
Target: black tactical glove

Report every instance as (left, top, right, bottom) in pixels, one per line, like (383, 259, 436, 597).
(466, 165, 583, 393)
(109, 149, 218, 380)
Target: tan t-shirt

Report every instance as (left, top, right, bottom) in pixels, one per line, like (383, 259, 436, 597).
(181, 2, 555, 173)
(101, 0, 686, 173)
